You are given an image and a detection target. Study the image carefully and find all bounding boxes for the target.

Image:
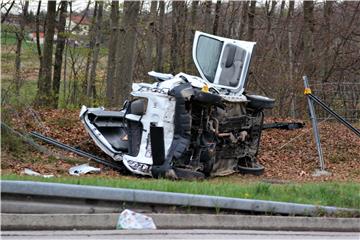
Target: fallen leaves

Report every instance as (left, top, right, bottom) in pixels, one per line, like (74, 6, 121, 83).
(2, 109, 360, 182)
(258, 117, 360, 182)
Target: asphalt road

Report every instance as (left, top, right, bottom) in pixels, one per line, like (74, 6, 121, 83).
(1, 230, 359, 240)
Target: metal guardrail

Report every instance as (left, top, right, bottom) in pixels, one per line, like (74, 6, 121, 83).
(1, 181, 358, 216)
(29, 132, 125, 172)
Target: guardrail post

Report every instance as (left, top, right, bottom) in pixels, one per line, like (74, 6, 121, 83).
(303, 76, 331, 177)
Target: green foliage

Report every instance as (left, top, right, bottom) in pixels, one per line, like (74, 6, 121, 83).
(1, 80, 38, 107)
(1, 30, 38, 50)
(1, 174, 359, 210)
(1, 30, 18, 45)
(1, 125, 29, 156)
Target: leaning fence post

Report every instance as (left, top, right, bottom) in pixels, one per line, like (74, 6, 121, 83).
(303, 76, 330, 176)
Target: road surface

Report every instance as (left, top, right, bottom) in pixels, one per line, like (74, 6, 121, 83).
(1, 230, 359, 240)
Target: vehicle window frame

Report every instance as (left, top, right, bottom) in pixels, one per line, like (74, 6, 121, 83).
(195, 35, 224, 83)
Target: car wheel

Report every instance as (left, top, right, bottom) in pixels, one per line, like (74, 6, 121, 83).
(246, 94, 275, 110)
(238, 163, 264, 176)
(237, 156, 264, 176)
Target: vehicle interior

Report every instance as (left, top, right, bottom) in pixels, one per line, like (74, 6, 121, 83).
(195, 35, 247, 89)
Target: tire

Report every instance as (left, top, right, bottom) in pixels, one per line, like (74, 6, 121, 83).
(237, 156, 264, 176)
(238, 163, 264, 176)
(193, 90, 224, 107)
(246, 94, 275, 110)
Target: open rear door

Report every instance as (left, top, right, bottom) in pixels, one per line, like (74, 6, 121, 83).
(192, 31, 256, 93)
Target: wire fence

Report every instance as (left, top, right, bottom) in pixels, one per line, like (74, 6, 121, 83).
(311, 81, 360, 122)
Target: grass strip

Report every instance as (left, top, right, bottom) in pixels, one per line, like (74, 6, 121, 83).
(2, 174, 359, 210)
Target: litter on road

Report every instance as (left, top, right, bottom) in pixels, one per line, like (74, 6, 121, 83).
(68, 164, 101, 176)
(22, 168, 54, 178)
(116, 209, 156, 230)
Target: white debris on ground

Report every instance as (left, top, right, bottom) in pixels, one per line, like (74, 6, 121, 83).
(22, 168, 54, 178)
(68, 163, 101, 176)
(116, 209, 157, 230)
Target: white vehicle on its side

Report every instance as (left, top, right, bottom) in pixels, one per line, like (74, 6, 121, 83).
(80, 31, 274, 179)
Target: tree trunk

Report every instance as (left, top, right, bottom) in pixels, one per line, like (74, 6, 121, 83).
(52, 1, 68, 108)
(83, 2, 98, 95)
(279, 0, 285, 19)
(156, 1, 165, 72)
(14, 0, 29, 95)
(87, 1, 103, 100)
(322, 0, 333, 81)
(219, 2, 230, 36)
(1, 0, 15, 23)
(179, 1, 187, 71)
(288, 0, 295, 118)
(227, 1, 240, 37)
(203, 1, 212, 33)
(247, 0, 256, 41)
(35, 0, 43, 80)
(303, 0, 315, 76)
(170, 1, 180, 73)
(62, 2, 72, 105)
(238, 1, 248, 39)
(265, 0, 277, 34)
(35, 1, 56, 107)
(114, 1, 141, 106)
(213, 1, 221, 35)
(145, 0, 158, 72)
(187, 0, 198, 72)
(106, 0, 119, 106)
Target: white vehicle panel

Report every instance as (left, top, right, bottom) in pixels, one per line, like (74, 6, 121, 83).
(192, 31, 256, 94)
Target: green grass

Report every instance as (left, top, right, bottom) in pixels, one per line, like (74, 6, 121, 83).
(1, 30, 38, 51)
(1, 79, 38, 106)
(1, 174, 360, 210)
(1, 30, 18, 45)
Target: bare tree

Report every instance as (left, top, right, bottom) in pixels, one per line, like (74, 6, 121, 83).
(321, 0, 333, 81)
(279, 0, 286, 19)
(247, 0, 256, 41)
(14, 0, 29, 95)
(35, 1, 56, 107)
(303, 0, 315, 76)
(114, 1, 141, 106)
(219, 1, 230, 36)
(106, 0, 119, 105)
(83, 2, 98, 94)
(187, 0, 198, 71)
(202, 1, 212, 33)
(62, 1, 73, 103)
(238, 1, 248, 39)
(156, 0, 165, 72)
(288, 0, 296, 118)
(145, 0, 158, 72)
(70, 2, 90, 32)
(265, 0, 277, 34)
(179, 1, 187, 71)
(87, 1, 104, 100)
(35, 0, 42, 76)
(1, 0, 15, 23)
(2, 0, 358, 120)
(170, 1, 180, 73)
(213, 1, 221, 35)
(227, 1, 241, 37)
(52, 1, 68, 108)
